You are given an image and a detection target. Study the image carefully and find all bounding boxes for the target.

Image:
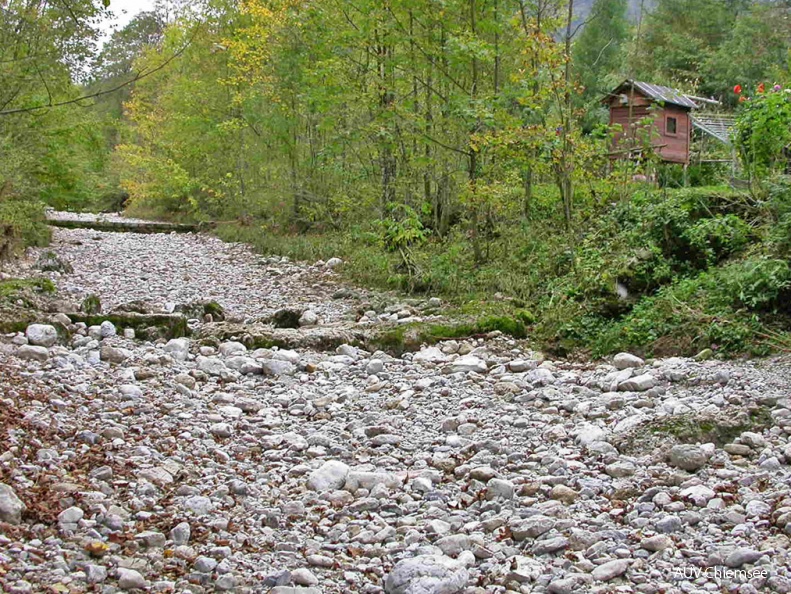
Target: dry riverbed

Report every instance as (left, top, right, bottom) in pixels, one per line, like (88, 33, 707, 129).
(1, 217, 790, 594)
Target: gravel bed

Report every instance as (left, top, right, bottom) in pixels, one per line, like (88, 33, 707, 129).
(1, 219, 790, 594)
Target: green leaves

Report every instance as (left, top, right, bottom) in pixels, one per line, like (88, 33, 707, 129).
(735, 88, 791, 179)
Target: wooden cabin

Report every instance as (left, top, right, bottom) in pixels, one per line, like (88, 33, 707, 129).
(605, 80, 697, 165)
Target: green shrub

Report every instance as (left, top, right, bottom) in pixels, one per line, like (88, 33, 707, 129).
(682, 214, 751, 266)
(0, 198, 51, 260)
(213, 184, 791, 359)
(712, 258, 791, 311)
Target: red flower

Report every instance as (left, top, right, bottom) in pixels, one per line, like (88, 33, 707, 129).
(734, 85, 742, 94)
(758, 83, 765, 93)
(738, 95, 747, 103)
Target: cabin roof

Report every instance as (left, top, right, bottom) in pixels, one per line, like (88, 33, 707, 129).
(607, 80, 699, 110)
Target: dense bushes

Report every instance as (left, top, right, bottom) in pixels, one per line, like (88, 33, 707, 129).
(0, 198, 51, 262)
(226, 184, 791, 358)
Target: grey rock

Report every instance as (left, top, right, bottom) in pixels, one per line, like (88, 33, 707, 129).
(725, 548, 764, 568)
(512, 515, 555, 540)
(0, 483, 26, 524)
(299, 310, 319, 327)
(436, 534, 473, 556)
(532, 536, 569, 555)
(292, 568, 319, 586)
(344, 470, 400, 492)
(99, 320, 117, 338)
(215, 575, 237, 591)
(384, 554, 469, 594)
(16, 345, 49, 362)
(183, 495, 213, 516)
(85, 564, 108, 584)
(170, 521, 191, 545)
(194, 556, 218, 573)
(655, 516, 683, 534)
(618, 373, 656, 392)
(100, 345, 131, 364)
(508, 359, 538, 372)
(262, 359, 296, 376)
(210, 422, 233, 438)
(218, 341, 247, 357)
(25, 324, 58, 347)
(164, 338, 190, 361)
(135, 530, 166, 548)
(197, 355, 228, 376)
(446, 355, 487, 375)
(117, 568, 147, 590)
(366, 358, 385, 375)
(640, 535, 672, 552)
(613, 352, 644, 369)
(57, 506, 83, 525)
(307, 460, 350, 492)
(668, 444, 708, 472)
(591, 559, 629, 581)
(486, 478, 514, 500)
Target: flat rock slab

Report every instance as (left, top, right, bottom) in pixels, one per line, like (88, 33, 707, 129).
(65, 312, 189, 339)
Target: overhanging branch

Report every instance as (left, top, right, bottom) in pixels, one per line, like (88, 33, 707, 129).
(0, 24, 202, 117)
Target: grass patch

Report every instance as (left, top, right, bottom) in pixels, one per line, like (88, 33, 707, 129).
(0, 278, 56, 300)
(367, 315, 528, 355)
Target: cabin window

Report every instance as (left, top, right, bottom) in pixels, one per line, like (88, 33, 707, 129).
(666, 116, 678, 135)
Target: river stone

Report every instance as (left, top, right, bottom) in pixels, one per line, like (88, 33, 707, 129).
(325, 258, 343, 269)
(16, 345, 49, 362)
(117, 568, 147, 590)
(299, 310, 319, 327)
(640, 535, 672, 552)
(170, 521, 191, 545)
(486, 478, 514, 500)
(446, 355, 487, 375)
(725, 547, 764, 568)
(344, 470, 401, 492)
(262, 360, 296, 376)
(164, 338, 190, 361)
(613, 353, 644, 370)
(99, 320, 117, 338)
(58, 506, 84, 525)
(218, 341, 247, 357)
(197, 355, 227, 376)
(0, 483, 26, 524)
(384, 554, 469, 594)
(183, 495, 213, 516)
(591, 559, 629, 581)
(669, 444, 708, 471)
(307, 461, 350, 492)
(413, 347, 449, 364)
(292, 568, 319, 586)
(618, 373, 656, 392)
(100, 345, 131, 364)
(512, 515, 555, 540)
(25, 324, 58, 347)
